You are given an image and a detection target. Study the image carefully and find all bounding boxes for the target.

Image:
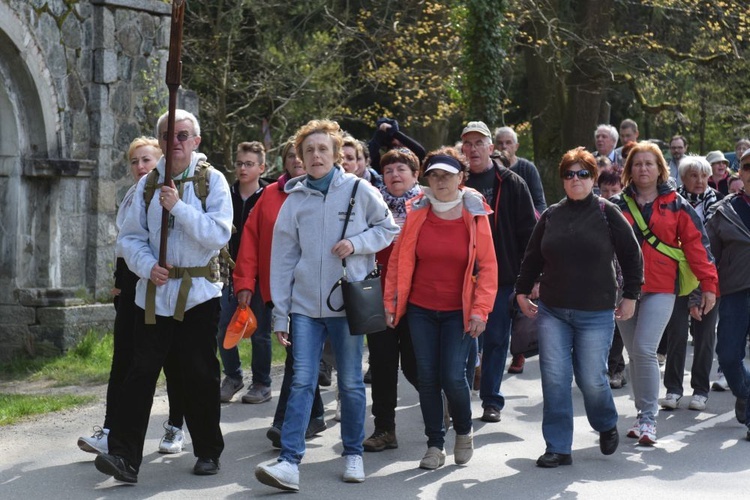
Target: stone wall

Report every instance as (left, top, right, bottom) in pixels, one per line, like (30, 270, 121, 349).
(0, 0, 179, 361)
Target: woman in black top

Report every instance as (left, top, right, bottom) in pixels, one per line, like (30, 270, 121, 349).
(515, 147, 643, 468)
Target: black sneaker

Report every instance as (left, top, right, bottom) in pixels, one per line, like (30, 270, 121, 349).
(305, 418, 327, 439)
(193, 457, 220, 475)
(736, 398, 747, 424)
(266, 425, 282, 449)
(318, 360, 332, 387)
(363, 366, 372, 384)
(95, 453, 138, 483)
(599, 426, 619, 455)
(536, 452, 572, 468)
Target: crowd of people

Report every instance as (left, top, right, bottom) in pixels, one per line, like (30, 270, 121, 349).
(77, 111, 750, 490)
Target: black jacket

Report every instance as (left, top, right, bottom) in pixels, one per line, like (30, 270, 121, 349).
(229, 178, 270, 260)
(466, 159, 537, 286)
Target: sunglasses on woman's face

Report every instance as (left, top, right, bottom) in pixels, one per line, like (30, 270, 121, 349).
(563, 169, 592, 180)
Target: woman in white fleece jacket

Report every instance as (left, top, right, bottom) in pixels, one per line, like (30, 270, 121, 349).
(254, 120, 398, 492)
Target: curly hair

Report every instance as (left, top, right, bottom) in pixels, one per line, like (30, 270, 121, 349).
(294, 119, 344, 163)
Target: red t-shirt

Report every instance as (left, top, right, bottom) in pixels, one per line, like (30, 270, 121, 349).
(408, 210, 469, 311)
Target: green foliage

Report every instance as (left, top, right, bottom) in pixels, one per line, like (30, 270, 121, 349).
(0, 393, 96, 426)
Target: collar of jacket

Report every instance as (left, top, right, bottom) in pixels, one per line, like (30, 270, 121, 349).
(284, 165, 352, 195)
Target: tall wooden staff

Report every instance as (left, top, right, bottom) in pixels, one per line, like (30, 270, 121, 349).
(159, 0, 187, 267)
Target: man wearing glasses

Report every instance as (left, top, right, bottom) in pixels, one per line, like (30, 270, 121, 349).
(217, 142, 273, 405)
(461, 121, 537, 423)
(95, 109, 232, 483)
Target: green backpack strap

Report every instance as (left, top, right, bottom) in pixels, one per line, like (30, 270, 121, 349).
(142, 168, 162, 213)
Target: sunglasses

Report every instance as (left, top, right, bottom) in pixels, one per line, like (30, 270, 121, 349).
(562, 169, 592, 180)
(161, 131, 194, 142)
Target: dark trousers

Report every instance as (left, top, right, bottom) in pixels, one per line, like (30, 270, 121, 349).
(105, 262, 183, 430)
(607, 324, 626, 376)
(366, 320, 418, 431)
(108, 299, 224, 470)
(273, 327, 325, 428)
(663, 295, 717, 397)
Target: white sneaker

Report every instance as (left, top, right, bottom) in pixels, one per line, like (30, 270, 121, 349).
(688, 395, 708, 411)
(712, 374, 729, 391)
(158, 422, 185, 454)
(255, 460, 300, 492)
(77, 426, 109, 455)
(658, 393, 681, 410)
(342, 455, 365, 483)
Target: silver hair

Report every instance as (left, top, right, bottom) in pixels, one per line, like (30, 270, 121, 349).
(494, 126, 518, 144)
(156, 109, 201, 137)
(595, 124, 619, 144)
(678, 155, 711, 181)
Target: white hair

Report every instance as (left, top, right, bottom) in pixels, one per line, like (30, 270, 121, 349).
(494, 126, 518, 144)
(595, 124, 619, 144)
(678, 155, 711, 180)
(156, 109, 201, 137)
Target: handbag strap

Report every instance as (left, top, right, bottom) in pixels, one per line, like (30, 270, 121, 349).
(339, 179, 362, 271)
(325, 179, 362, 312)
(622, 193, 684, 262)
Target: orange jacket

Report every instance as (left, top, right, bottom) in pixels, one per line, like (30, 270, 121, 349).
(233, 175, 290, 302)
(383, 188, 498, 332)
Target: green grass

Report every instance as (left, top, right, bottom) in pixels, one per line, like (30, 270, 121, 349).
(0, 393, 96, 426)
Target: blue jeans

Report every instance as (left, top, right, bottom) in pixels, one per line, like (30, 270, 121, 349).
(407, 304, 473, 449)
(716, 290, 750, 424)
(479, 285, 514, 410)
(217, 286, 272, 386)
(279, 314, 365, 464)
(537, 302, 618, 454)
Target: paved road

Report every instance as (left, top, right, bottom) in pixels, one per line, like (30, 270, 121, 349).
(0, 349, 748, 499)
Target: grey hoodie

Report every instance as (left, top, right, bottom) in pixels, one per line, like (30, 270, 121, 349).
(705, 193, 750, 296)
(270, 166, 399, 332)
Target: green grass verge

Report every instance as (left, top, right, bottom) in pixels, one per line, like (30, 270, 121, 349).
(0, 393, 96, 426)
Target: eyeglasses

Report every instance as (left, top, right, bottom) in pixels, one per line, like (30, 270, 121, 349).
(160, 131, 194, 142)
(563, 169, 592, 180)
(463, 141, 489, 150)
(235, 161, 258, 169)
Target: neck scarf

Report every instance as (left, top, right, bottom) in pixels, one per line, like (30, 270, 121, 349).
(422, 187, 464, 213)
(379, 183, 422, 227)
(677, 185, 718, 222)
(306, 167, 336, 194)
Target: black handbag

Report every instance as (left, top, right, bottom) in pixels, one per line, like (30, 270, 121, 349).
(326, 179, 387, 335)
(509, 292, 539, 357)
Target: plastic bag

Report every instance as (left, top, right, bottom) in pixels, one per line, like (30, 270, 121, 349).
(223, 303, 257, 349)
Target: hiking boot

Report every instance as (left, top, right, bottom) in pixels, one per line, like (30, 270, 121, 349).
(609, 371, 627, 389)
(419, 447, 446, 470)
(736, 397, 747, 424)
(658, 393, 681, 410)
(363, 429, 398, 452)
(193, 457, 220, 475)
(95, 453, 138, 483)
(454, 432, 473, 465)
(536, 452, 572, 468)
(508, 354, 525, 374)
(599, 426, 619, 455)
(78, 426, 108, 455)
(342, 454, 365, 483)
(219, 376, 244, 403)
(255, 460, 299, 492)
(266, 425, 282, 449)
(158, 422, 185, 454)
(242, 383, 272, 404)
(688, 395, 708, 411)
(318, 360, 333, 387)
(481, 406, 501, 423)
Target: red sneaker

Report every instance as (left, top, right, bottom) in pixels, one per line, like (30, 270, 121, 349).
(508, 354, 525, 374)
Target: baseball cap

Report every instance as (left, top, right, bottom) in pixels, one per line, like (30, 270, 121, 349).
(461, 121, 491, 139)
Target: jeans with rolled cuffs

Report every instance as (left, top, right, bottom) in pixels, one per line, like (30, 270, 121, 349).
(617, 292, 675, 425)
(715, 290, 750, 425)
(407, 304, 473, 450)
(537, 301, 618, 454)
(279, 314, 365, 464)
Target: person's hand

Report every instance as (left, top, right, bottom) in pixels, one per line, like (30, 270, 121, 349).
(530, 282, 541, 300)
(467, 315, 486, 338)
(385, 311, 396, 329)
(516, 293, 538, 319)
(150, 263, 171, 286)
(159, 184, 179, 211)
(276, 331, 291, 347)
(332, 239, 354, 259)
(236, 289, 252, 306)
(112, 287, 121, 297)
(615, 298, 636, 321)
(701, 291, 717, 315)
(379, 123, 392, 133)
(689, 305, 703, 321)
